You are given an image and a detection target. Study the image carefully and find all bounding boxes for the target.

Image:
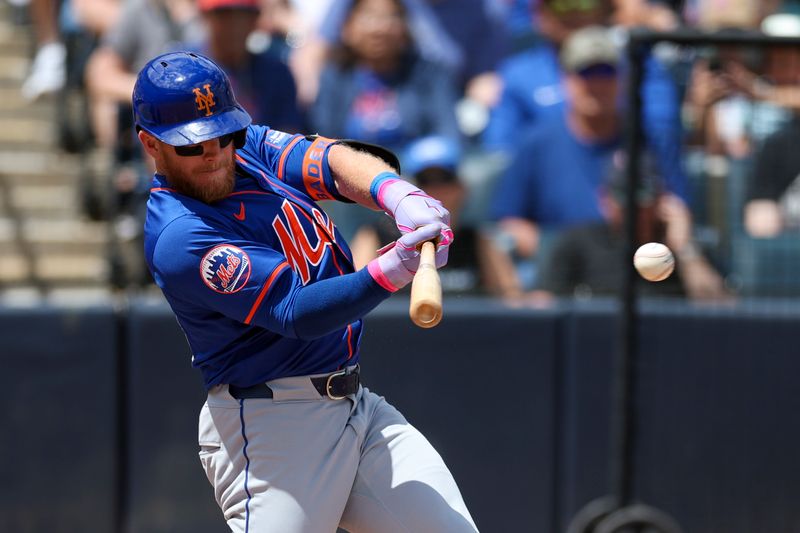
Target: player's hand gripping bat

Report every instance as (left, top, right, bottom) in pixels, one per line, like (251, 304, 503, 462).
(409, 241, 442, 328)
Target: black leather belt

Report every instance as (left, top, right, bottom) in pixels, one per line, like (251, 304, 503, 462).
(228, 365, 360, 401)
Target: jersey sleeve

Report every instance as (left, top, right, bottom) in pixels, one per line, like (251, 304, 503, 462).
(239, 125, 349, 203)
(152, 214, 292, 326)
(152, 214, 389, 339)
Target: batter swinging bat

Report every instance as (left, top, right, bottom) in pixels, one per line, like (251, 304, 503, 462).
(409, 241, 442, 328)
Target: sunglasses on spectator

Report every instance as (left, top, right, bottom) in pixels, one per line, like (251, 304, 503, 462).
(173, 131, 239, 157)
(577, 63, 618, 79)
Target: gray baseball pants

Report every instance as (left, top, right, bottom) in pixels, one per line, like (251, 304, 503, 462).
(198, 371, 478, 532)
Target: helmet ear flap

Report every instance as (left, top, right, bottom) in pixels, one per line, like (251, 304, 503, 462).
(233, 129, 247, 149)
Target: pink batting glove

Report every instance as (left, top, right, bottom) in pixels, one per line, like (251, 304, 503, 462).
(373, 176, 452, 238)
(367, 223, 452, 292)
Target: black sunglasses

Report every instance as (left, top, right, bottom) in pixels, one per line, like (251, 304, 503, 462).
(577, 63, 618, 79)
(173, 130, 245, 157)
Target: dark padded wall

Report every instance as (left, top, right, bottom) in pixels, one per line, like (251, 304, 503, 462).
(559, 302, 617, 528)
(0, 306, 117, 533)
(633, 305, 800, 533)
(558, 301, 800, 533)
(360, 298, 563, 533)
(7, 297, 800, 533)
(125, 298, 224, 533)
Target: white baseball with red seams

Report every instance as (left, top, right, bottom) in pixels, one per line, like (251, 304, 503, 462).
(633, 242, 675, 282)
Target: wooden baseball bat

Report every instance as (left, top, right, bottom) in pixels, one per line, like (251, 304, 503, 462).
(409, 240, 442, 328)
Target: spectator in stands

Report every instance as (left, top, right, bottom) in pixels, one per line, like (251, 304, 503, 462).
(483, 0, 689, 200)
(26, 0, 123, 152)
(682, 0, 782, 31)
(532, 152, 730, 301)
(741, 6, 800, 238)
(85, 0, 205, 150)
(681, 1, 799, 161)
(494, 0, 541, 52)
(419, 0, 510, 108)
(198, 0, 304, 132)
(290, 0, 459, 107)
(611, 0, 680, 30)
(682, 46, 794, 161)
(487, 26, 628, 289)
(250, 0, 301, 63)
(349, 135, 515, 296)
(744, 117, 800, 238)
(21, 0, 66, 100)
(481, 0, 611, 154)
(293, 0, 508, 112)
(71, 0, 122, 36)
(309, 0, 460, 152)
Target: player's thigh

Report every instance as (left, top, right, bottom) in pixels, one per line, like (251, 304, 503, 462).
(199, 396, 360, 533)
(340, 390, 478, 533)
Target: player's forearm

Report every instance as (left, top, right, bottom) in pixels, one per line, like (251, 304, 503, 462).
(289, 268, 391, 339)
(327, 144, 395, 210)
(326, 144, 452, 241)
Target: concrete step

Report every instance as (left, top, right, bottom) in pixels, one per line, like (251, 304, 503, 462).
(0, 5, 113, 292)
(0, 252, 30, 283)
(33, 253, 108, 284)
(0, 286, 117, 307)
(0, 25, 29, 58)
(7, 184, 82, 215)
(0, 116, 57, 146)
(20, 217, 108, 246)
(0, 86, 55, 119)
(0, 215, 17, 243)
(0, 150, 82, 182)
(0, 54, 28, 84)
(29, 242, 109, 258)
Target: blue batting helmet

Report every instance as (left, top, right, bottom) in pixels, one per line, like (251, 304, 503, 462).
(132, 51, 252, 146)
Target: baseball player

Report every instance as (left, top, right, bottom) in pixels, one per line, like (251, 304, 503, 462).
(135, 51, 478, 532)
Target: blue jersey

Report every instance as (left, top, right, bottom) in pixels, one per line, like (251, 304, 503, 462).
(144, 125, 370, 389)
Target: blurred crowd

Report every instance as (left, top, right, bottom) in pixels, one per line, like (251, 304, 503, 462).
(12, 0, 800, 300)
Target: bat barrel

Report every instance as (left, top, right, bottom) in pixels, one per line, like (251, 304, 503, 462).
(409, 241, 442, 328)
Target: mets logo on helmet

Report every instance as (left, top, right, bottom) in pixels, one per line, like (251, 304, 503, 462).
(200, 244, 251, 293)
(193, 84, 215, 117)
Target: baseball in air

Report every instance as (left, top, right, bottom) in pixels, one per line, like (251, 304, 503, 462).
(633, 242, 675, 282)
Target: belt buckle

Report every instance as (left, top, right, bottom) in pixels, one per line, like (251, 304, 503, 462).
(326, 369, 348, 400)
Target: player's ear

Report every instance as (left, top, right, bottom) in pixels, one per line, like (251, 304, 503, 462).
(137, 129, 161, 158)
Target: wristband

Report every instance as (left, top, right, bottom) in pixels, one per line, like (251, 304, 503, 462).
(369, 171, 402, 210)
(370, 173, 424, 216)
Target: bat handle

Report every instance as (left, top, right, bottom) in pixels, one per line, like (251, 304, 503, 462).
(409, 241, 442, 328)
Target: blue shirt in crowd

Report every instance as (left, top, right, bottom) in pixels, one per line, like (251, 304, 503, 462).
(490, 112, 619, 227)
(219, 51, 305, 133)
(311, 54, 461, 155)
(484, 42, 689, 201)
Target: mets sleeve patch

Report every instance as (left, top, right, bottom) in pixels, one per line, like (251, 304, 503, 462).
(200, 244, 252, 294)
